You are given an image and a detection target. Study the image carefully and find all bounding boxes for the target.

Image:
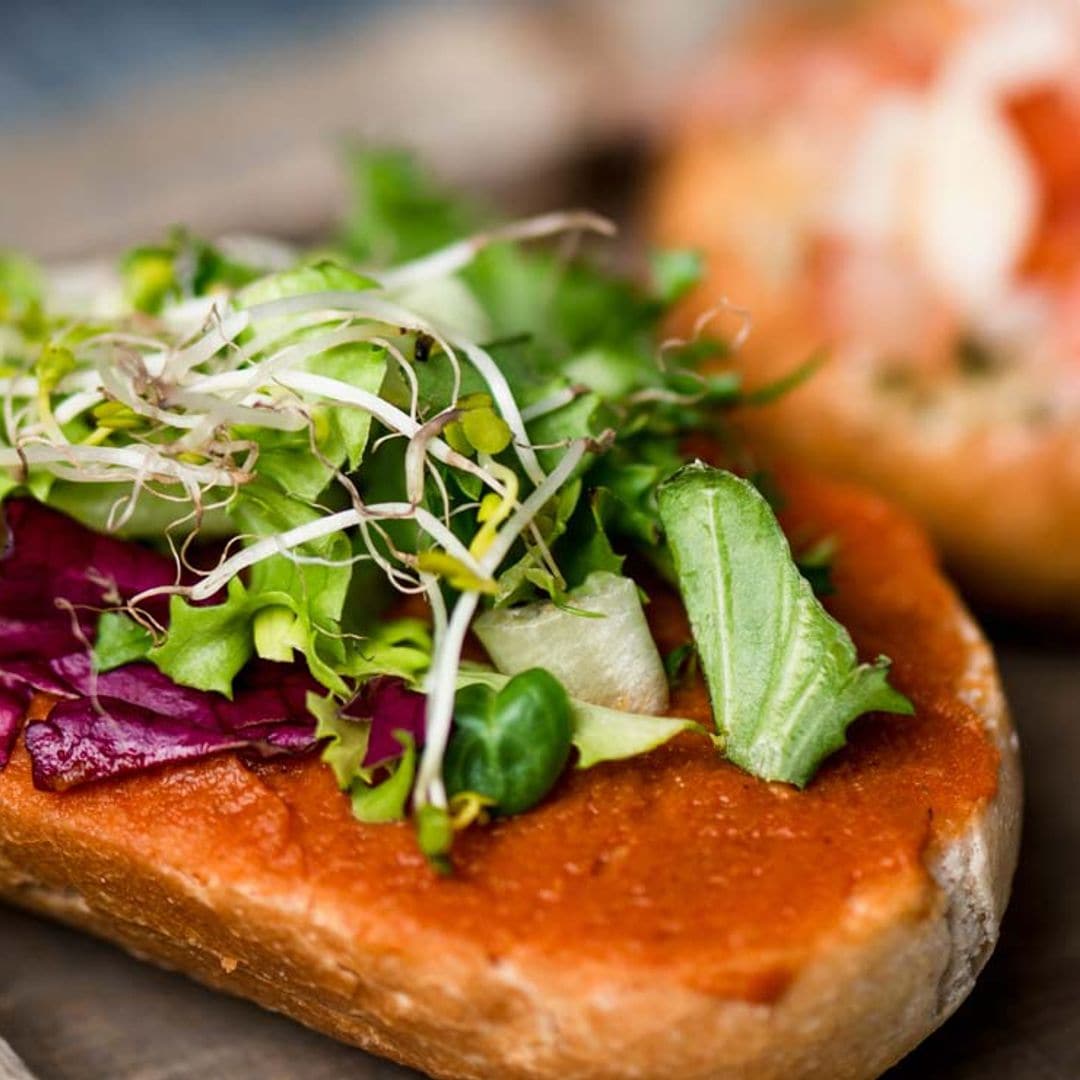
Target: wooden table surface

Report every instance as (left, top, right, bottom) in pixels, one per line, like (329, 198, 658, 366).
(0, 635, 1076, 1080)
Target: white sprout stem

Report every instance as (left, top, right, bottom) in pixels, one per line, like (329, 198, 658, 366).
(0, 371, 101, 399)
(415, 589, 481, 811)
(0, 444, 235, 486)
(376, 210, 616, 291)
(273, 370, 502, 495)
(165, 307, 251, 380)
(175, 325, 384, 448)
(422, 572, 448, 645)
(180, 291, 544, 485)
(479, 439, 587, 576)
(404, 409, 459, 505)
(53, 389, 105, 426)
(274, 370, 421, 439)
(455, 340, 546, 486)
(519, 386, 581, 422)
(187, 503, 488, 603)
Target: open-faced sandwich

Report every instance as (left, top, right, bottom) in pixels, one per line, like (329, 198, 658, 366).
(651, 0, 1080, 615)
(0, 155, 1018, 1079)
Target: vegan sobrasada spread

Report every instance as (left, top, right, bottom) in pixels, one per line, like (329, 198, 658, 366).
(0, 459, 999, 1005)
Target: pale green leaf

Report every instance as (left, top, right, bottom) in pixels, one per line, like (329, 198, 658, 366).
(657, 463, 913, 787)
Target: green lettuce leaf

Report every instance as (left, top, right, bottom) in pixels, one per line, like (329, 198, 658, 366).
(93, 611, 154, 672)
(232, 480, 354, 693)
(351, 733, 417, 823)
(309, 691, 374, 789)
(150, 578, 253, 698)
(657, 463, 912, 786)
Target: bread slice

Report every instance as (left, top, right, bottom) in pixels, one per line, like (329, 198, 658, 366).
(648, 0, 1080, 616)
(0, 468, 1020, 1080)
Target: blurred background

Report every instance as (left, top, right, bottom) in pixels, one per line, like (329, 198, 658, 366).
(1, 3, 1077, 1079)
(0, 0, 729, 258)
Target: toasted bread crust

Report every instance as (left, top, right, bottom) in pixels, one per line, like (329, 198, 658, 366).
(0, 471, 1019, 1079)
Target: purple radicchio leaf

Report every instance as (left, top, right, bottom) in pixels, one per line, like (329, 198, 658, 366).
(0, 688, 25, 768)
(24, 668, 323, 791)
(0, 499, 323, 787)
(0, 658, 79, 700)
(0, 499, 175, 624)
(351, 676, 428, 768)
(25, 697, 269, 790)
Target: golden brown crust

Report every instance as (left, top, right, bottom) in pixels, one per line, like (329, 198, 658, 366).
(648, 0, 1080, 616)
(0, 471, 1019, 1079)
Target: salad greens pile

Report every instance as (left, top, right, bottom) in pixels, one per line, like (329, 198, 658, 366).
(0, 151, 911, 863)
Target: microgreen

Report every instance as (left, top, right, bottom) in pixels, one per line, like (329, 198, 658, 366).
(444, 669, 572, 816)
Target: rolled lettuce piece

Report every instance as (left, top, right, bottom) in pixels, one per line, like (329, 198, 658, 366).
(473, 571, 669, 715)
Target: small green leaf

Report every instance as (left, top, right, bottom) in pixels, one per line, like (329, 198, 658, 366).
(460, 406, 511, 455)
(657, 464, 913, 787)
(740, 351, 826, 407)
(571, 702, 701, 770)
(444, 669, 572, 816)
(149, 578, 253, 698)
(93, 612, 154, 672)
(350, 733, 417, 823)
(663, 642, 698, 688)
(253, 605, 305, 662)
(556, 487, 624, 588)
(35, 344, 75, 390)
(310, 692, 373, 790)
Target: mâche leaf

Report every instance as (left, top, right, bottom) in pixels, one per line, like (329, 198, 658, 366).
(444, 669, 572, 816)
(658, 464, 913, 786)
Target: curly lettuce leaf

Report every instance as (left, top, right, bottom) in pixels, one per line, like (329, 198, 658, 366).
(93, 611, 154, 673)
(657, 463, 913, 787)
(232, 480, 354, 693)
(150, 578, 254, 698)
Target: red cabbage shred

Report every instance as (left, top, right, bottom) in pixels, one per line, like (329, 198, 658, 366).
(350, 675, 427, 767)
(0, 500, 319, 786)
